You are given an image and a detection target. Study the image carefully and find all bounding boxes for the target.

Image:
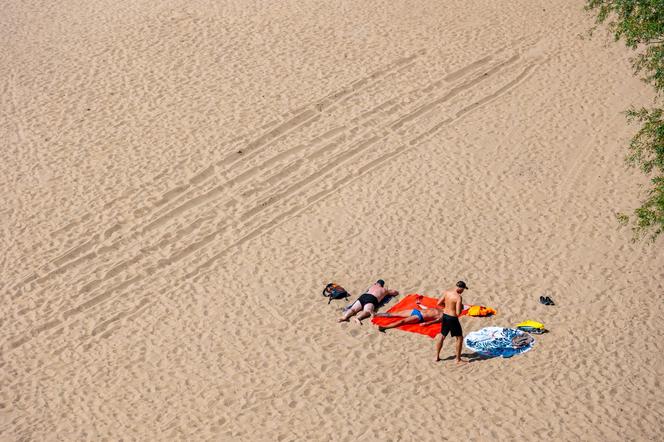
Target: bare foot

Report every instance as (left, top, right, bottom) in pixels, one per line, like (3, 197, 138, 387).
(455, 359, 468, 365)
(337, 317, 349, 323)
(435, 357, 441, 362)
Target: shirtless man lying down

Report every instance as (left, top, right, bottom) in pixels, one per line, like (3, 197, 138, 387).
(337, 279, 399, 324)
(375, 296, 444, 332)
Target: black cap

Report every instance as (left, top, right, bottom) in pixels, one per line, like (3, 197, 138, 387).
(376, 279, 385, 287)
(456, 280, 469, 290)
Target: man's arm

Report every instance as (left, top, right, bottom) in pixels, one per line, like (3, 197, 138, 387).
(387, 289, 399, 297)
(455, 296, 463, 316)
(415, 298, 429, 310)
(436, 294, 446, 308)
(420, 317, 442, 327)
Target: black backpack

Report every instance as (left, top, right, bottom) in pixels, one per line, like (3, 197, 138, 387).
(322, 283, 350, 304)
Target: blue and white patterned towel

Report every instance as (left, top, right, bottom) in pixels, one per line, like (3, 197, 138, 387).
(464, 327, 535, 358)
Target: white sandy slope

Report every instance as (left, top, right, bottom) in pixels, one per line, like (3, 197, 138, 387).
(1, 0, 663, 440)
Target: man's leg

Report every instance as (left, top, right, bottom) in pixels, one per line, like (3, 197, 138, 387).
(354, 304, 375, 323)
(338, 301, 362, 322)
(455, 336, 467, 364)
(435, 334, 445, 362)
(374, 310, 411, 318)
(378, 315, 418, 332)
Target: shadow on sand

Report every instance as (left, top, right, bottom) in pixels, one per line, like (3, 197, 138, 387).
(440, 352, 489, 364)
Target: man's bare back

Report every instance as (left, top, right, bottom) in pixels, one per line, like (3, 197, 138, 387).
(365, 282, 393, 303)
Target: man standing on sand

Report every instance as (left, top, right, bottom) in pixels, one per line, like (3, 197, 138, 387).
(338, 279, 399, 324)
(435, 281, 469, 364)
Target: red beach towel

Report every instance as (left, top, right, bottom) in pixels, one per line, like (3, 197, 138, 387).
(371, 294, 469, 338)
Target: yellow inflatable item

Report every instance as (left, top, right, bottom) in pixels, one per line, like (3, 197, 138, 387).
(516, 320, 545, 329)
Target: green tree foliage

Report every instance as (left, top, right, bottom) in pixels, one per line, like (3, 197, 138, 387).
(586, 0, 664, 240)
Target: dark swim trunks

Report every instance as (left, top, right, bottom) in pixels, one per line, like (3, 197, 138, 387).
(410, 309, 424, 322)
(357, 293, 379, 308)
(441, 313, 462, 337)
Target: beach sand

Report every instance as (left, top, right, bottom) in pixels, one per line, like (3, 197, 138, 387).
(2, 0, 663, 440)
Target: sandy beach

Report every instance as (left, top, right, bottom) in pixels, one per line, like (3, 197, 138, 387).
(2, 0, 663, 440)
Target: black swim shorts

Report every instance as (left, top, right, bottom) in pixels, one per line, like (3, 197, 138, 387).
(357, 293, 379, 308)
(441, 314, 462, 337)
